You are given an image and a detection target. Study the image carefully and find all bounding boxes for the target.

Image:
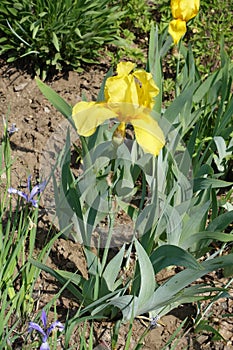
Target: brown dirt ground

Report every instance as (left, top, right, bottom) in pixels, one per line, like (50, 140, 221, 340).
(1, 59, 233, 349)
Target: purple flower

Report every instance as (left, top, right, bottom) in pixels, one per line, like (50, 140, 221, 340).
(28, 310, 64, 350)
(7, 123, 19, 136)
(150, 315, 160, 330)
(8, 175, 46, 208)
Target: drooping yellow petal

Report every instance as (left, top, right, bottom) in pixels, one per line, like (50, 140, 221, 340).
(72, 101, 117, 137)
(168, 19, 187, 45)
(130, 111, 165, 156)
(171, 0, 200, 22)
(116, 61, 136, 76)
(133, 70, 159, 110)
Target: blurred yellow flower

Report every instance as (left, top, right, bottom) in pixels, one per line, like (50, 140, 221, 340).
(72, 62, 165, 156)
(168, 0, 200, 44)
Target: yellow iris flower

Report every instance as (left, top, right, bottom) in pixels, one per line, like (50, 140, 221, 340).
(168, 0, 200, 45)
(72, 62, 165, 156)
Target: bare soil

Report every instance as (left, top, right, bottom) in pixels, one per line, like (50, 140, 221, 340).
(0, 59, 233, 349)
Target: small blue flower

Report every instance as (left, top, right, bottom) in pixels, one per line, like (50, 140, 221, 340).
(150, 315, 160, 330)
(28, 310, 64, 350)
(8, 175, 46, 207)
(7, 123, 19, 136)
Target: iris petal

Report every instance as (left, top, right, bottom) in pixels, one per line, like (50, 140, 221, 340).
(47, 321, 65, 335)
(27, 175, 32, 192)
(40, 342, 50, 350)
(8, 188, 28, 202)
(28, 322, 46, 337)
(72, 101, 117, 137)
(30, 199, 38, 208)
(133, 70, 159, 110)
(116, 61, 136, 76)
(41, 310, 47, 329)
(105, 74, 138, 105)
(171, 0, 200, 22)
(131, 112, 165, 156)
(168, 19, 187, 45)
(107, 102, 140, 122)
(29, 181, 46, 201)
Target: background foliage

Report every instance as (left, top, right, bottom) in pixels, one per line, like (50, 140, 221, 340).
(0, 0, 124, 78)
(1, 0, 232, 78)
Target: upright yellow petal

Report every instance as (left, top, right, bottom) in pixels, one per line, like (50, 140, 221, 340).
(168, 19, 187, 45)
(105, 61, 139, 105)
(116, 61, 136, 76)
(131, 111, 165, 156)
(133, 70, 159, 109)
(105, 74, 138, 105)
(72, 101, 117, 137)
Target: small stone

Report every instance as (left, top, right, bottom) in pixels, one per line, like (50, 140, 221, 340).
(44, 106, 50, 113)
(223, 345, 233, 350)
(30, 103, 38, 109)
(197, 335, 209, 344)
(13, 82, 28, 92)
